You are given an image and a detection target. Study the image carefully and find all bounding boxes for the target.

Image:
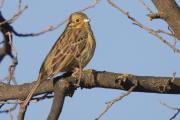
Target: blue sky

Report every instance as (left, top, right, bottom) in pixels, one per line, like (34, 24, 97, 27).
(1, 0, 180, 120)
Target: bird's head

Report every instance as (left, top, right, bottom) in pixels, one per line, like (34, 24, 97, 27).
(68, 12, 90, 29)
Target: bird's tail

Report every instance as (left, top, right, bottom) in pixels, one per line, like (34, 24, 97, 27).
(22, 74, 43, 107)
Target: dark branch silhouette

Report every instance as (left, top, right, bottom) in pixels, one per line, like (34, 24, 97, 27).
(1, 70, 180, 119)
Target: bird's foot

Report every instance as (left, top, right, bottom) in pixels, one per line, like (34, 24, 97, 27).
(72, 67, 82, 87)
(118, 73, 132, 82)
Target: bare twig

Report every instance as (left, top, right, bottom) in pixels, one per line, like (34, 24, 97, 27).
(0, 13, 13, 62)
(0, 5, 27, 26)
(0, 100, 19, 104)
(0, 103, 18, 113)
(168, 27, 178, 52)
(138, 0, 153, 14)
(107, 0, 180, 53)
(6, 32, 18, 84)
(95, 85, 137, 120)
(147, 13, 162, 20)
(0, 103, 4, 109)
(13, 19, 67, 37)
(156, 29, 174, 36)
(171, 72, 176, 83)
(7, 56, 18, 84)
(160, 101, 180, 120)
(0, 94, 52, 105)
(11, 95, 52, 120)
(81, 0, 100, 12)
(161, 102, 180, 111)
(139, 2, 177, 42)
(31, 93, 53, 103)
(18, 0, 22, 10)
(9, 108, 13, 120)
(0, 94, 52, 119)
(13, 0, 100, 37)
(17, 94, 53, 120)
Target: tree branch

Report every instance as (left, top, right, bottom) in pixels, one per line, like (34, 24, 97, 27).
(1, 70, 180, 119)
(107, 0, 180, 53)
(47, 79, 71, 120)
(152, 0, 180, 40)
(0, 69, 180, 102)
(161, 101, 180, 120)
(0, 12, 14, 62)
(95, 84, 137, 120)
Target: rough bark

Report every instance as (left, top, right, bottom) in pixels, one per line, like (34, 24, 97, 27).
(47, 79, 69, 120)
(152, 0, 180, 40)
(0, 12, 14, 62)
(1, 70, 180, 102)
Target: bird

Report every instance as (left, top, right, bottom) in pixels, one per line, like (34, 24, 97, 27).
(22, 12, 96, 107)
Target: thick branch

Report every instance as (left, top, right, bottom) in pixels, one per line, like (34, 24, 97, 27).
(47, 79, 70, 120)
(152, 0, 180, 40)
(0, 70, 180, 101)
(0, 12, 14, 62)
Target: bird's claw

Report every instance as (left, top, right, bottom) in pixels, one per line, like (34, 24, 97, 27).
(118, 74, 132, 82)
(72, 67, 82, 88)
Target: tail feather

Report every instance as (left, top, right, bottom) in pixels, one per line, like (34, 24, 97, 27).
(22, 73, 44, 107)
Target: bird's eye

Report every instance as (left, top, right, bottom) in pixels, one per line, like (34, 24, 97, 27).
(76, 19, 80, 23)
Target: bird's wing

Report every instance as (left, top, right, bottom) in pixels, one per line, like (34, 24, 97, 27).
(42, 28, 88, 77)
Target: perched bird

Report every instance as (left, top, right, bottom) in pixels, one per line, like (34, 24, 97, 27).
(22, 12, 96, 107)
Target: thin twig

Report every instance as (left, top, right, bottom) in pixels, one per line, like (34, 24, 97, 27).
(0, 100, 19, 104)
(156, 29, 174, 36)
(9, 108, 13, 120)
(0, 94, 53, 106)
(0, 103, 4, 108)
(13, 0, 100, 37)
(0, 103, 18, 113)
(13, 19, 67, 37)
(161, 102, 179, 111)
(147, 13, 162, 20)
(17, 95, 53, 120)
(31, 93, 53, 103)
(6, 32, 18, 84)
(138, 1, 162, 21)
(1, 94, 53, 119)
(139, 5, 176, 40)
(17, 94, 52, 120)
(7, 55, 18, 84)
(0, 5, 27, 26)
(18, 0, 22, 10)
(171, 72, 176, 83)
(138, 0, 153, 14)
(160, 101, 180, 120)
(107, 0, 180, 53)
(95, 85, 137, 120)
(168, 27, 178, 53)
(81, 0, 101, 12)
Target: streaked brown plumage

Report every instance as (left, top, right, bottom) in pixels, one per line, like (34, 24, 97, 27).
(22, 12, 96, 107)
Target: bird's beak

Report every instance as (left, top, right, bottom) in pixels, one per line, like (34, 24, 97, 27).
(84, 18, 90, 23)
